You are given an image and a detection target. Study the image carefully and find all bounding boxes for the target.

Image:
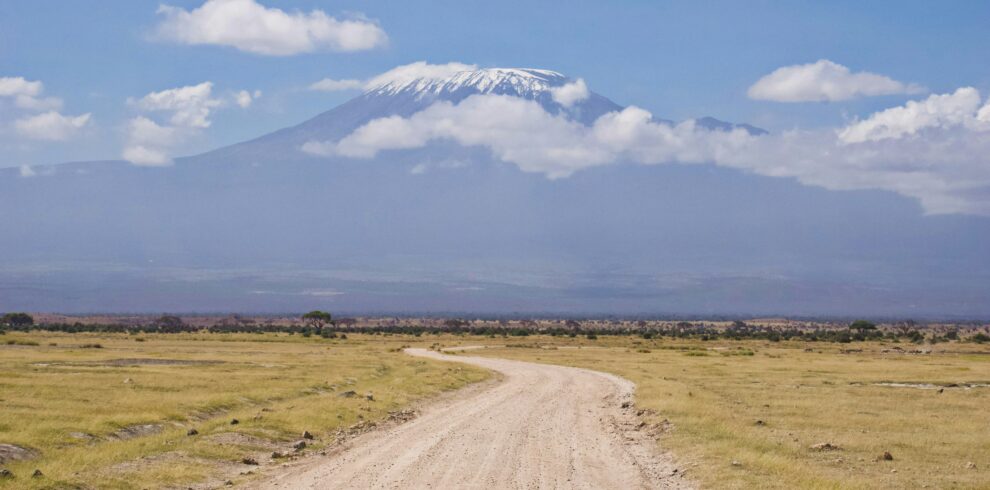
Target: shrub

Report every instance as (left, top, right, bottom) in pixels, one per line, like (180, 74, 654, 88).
(6, 339, 39, 346)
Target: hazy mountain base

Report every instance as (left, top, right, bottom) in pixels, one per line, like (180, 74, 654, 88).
(2, 159, 989, 316)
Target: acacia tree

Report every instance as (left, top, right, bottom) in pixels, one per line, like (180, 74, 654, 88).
(1, 313, 34, 328)
(849, 320, 877, 331)
(302, 311, 333, 330)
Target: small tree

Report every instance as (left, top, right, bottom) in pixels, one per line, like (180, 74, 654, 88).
(849, 320, 876, 331)
(302, 311, 333, 330)
(1, 313, 34, 328)
(154, 315, 186, 332)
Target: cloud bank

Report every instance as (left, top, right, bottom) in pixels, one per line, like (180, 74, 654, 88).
(748, 59, 924, 102)
(839, 87, 987, 143)
(306, 88, 990, 216)
(156, 0, 387, 56)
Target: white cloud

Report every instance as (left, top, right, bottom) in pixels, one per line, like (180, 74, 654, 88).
(305, 95, 738, 179)
(132, 81, 220, 128)
(309, 78, 364, 92)
(550, 78, 589, 107)
(121, 145, 172, 167)
(748, 59, 924, 102)
(14, 111, 91, 141)
(0, 77, 42, 97)
(122, 116, 180, 166)
(839, 87, 986, 143)
(0, 76, 66, 112)
(123, 83, 211, 165)
(155, 0, 387, 56)
(122, 82, 250, 165)
(19, 165, 36, 178)
(409, 159, 466, 175)
(126, 116, 178, 147)
(235, 89, 261, 108)
(979, 99, 990, 123)
(14, 94, 63, 111)
(307, 90, 990, 216)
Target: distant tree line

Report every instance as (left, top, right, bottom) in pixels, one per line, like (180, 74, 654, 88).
(1, 312, 987, 344)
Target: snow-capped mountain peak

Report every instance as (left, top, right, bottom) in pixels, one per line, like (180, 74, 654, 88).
(367, 67, 568, 98)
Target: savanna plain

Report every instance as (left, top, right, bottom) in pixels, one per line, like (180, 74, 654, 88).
(0, 329, 988, 489)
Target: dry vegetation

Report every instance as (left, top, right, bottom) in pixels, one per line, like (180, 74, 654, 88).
(451, 336, 990, 489)
(2, 329, 988, 489)
(0, 332, 488, 489)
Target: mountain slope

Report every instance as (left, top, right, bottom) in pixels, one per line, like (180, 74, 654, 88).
(191, 68, 624, 165)
(1, 68, 988, 316)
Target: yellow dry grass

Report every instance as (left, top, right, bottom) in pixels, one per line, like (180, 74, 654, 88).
(0, 331, 488, 489)
(3, 330, 988, 489)
(450, 336, 990, 489)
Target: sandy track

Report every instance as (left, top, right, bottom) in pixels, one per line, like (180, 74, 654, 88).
(255, 348, 690, 489)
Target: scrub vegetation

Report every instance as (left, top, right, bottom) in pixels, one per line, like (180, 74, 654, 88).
(0, 331, 487, 489)
(1, 324, 988, 489)
(456, 336, 990, 489)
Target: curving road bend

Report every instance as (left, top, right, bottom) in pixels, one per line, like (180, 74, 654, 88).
(255, 347, 691, 489)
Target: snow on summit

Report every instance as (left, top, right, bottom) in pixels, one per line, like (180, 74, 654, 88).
(368, 67, 568, 98)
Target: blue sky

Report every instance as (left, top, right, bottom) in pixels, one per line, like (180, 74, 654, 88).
(2, 0, 990, 167)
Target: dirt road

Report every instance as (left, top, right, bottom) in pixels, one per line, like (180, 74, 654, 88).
(255, 348, 690, 489)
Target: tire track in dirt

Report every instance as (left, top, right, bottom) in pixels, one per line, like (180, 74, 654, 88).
(254, 347, 692, 489)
